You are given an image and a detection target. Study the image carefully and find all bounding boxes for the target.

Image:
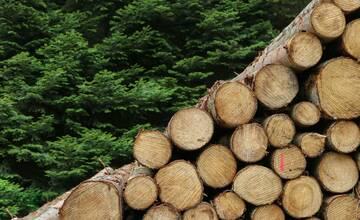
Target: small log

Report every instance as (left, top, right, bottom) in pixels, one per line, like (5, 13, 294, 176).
(196, 144, 237, 188)
(133, 130, 172, 169)
(207, 81, 257, 128)
(230, 123, 268, 162)
(143, 204, 180, 220)
(326, 120, 360, 153)
(310, 3, 346, 41)
(342, 19, 360, 60)
(295, 133, 326, 158)
(233, 165, 282, 206)
(278, 32, 323, 71)
(123, 167, 157, 210)
(332, 0, 360, 13)
(282, 176, 322, 218)
(271, 145, 306, 179)
(251, 204, 285, 220)
(323, 195, 360, 220)
(183, 202, 218, 220)
(291, 101, 320, 127)
(167, 107, 214, 150)
(356, 181, 360, 198)
(213, 191, 246, 220)
(155, 160, 203, 211)
(316, 152, 359, 193)
(306, 57, 360, 119)
(254, 64, 299, 109)
(59, 164, 134, 220)
(263, 114, 296, 148)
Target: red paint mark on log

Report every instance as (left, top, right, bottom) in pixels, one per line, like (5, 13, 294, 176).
(279, 153, 285, 172)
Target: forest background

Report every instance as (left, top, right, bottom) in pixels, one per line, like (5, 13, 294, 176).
(0, 0, 309, 219)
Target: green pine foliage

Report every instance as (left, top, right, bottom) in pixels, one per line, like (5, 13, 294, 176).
(0, 0, 309, 218)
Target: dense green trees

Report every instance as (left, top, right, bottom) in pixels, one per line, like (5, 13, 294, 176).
(0, 0, 308, 218)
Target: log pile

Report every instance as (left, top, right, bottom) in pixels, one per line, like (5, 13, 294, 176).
(16, 0, 360, 220)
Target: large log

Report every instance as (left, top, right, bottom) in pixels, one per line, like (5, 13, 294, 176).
(316, 152, 359, 193)
(133, 130, 172, 169)
(123, 166, 157, 210)
(326, 120, 360, 153)
(306, 57, 360, 119)
(13, 165, 133, 220)
(154, 160, 203, 211)
(230, 123, 268, 162)
(263, 114, 296, 148)
(342, 19, 360, 60)
(206, 81, 257, 128)
(332, 0, 360, 13)
(167, 107, 214, 150)
(196, 144, 237, 188)
(271, 145, 306, 179)
(233, 165, 282, 206)
(282, 176, 322, 218)
(213, 191, 246, 220)
(254, 64, 299, 109)
(323, 195, 360, 220)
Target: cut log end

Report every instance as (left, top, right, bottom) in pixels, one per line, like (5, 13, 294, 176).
(288, 32, 322, 70)
(327, 120, 360, 153)
(233, 165, 282, 206)
(291, 101, 320, 127)
(168, 107, 214, 150)
(295, 133, 326, 158)
(213, 191, 246, 220)
(60, 181, 122, 220)
(155, 160, 203, 211)
(133, 130, 172, 169)
(143, 204, 180, 220)
(264, 114, 296, 148)
(316, 152, 359, 193)
(255, 64, 299, 109)
(124, 176, 158, 210)
(311, 3, 346, 41)
(196, 144, 237, 188)
(251, 204, 285, 220)
(323, 195, 360, 220)
(342, 19, 360, 60)
(271, 146, 306, 179)
(230, 123, 268, 162)
(183, 202, 218, 220)
(208, 81, 257, 128)
(282, 176, 322, 218)
(333, 0, 360, 13)
(308, 57, 360, 119)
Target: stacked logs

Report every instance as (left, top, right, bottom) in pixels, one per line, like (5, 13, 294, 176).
(57, 1, 360, 220)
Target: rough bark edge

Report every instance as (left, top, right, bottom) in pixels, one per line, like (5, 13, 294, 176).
(196, 0, 325, 109)
(13, 164, 134, 220)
